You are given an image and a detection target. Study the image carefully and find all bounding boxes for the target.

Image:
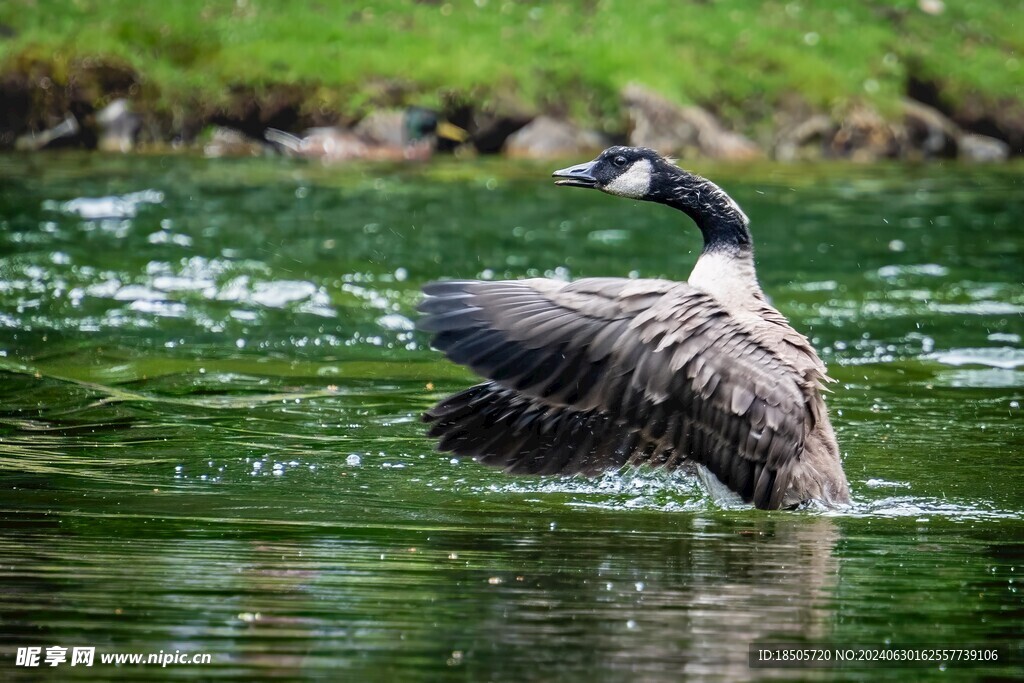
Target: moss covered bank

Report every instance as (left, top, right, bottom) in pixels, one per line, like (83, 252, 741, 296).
(1, 0, 1021, 158)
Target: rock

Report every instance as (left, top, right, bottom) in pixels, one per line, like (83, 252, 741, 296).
(774, 115, 835, 161)
(622, 84, 700, 155)
(958, 133, 1010, 162)
(2, 57, 133, 149)
(96, 98, 141, 153)
(203, 127, 269, 158)
(901, 99, 959, 159)
(621, 83, 762, 160)
(900, 99, 1008, 162)
(681, 106, 764, 160)
(503, 116, 607, 158)
(950, 97, 1024, 156)
(829, 103, 903, 161)
(14, 114, 80, 151)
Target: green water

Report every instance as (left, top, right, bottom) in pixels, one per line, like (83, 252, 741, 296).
(0, 154, 1021, 681)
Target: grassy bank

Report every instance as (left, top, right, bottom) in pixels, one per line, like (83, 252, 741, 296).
(1, 0, 1022, 134)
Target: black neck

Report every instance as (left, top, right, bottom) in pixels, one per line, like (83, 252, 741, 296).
(650, 168, 753, 255)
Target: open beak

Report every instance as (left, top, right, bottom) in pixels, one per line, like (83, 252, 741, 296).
(552, 160, 598, 188)
(435, 120, 469, 143)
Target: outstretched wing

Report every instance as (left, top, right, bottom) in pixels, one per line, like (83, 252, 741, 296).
(418, 278, 812, 509)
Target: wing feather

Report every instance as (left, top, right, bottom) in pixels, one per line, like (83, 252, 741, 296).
(419, 278, 813, 509)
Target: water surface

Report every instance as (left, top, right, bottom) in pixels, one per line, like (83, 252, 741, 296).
(0, 154, 1022, 680)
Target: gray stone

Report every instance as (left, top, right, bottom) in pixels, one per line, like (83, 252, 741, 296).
(203, 127, 268, 158)
(622, 83, 761, 160)
(14, 114, 79, 151)
(829, 103, 903, 161)
(958, 133, 1009, 162)
(504, 116, 607, 159)
(96, 99, 142, 153)
(901, 99, 959, 158)
(774, 115, 835, 161)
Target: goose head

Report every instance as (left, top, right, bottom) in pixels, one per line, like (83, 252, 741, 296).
(553, 146, 752, 252)
(552, 146, 669, 199)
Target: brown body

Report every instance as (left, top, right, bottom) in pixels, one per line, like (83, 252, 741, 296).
(265, 126, 436, 162)
(265, 109, 465, 163)
(419, 146, 851, 509)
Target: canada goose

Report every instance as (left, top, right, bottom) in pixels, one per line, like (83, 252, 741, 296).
(265, 107, 467, 162)
(417, 146, 851, 510)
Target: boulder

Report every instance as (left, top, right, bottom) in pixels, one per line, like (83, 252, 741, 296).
(901, 98, 958, 159)
(774, 115, 836, 161)
(203, 127, 269, 158)
(829, 103, 903, 161)
(900, 99, 1008, 162)
(96, 98, 142, 153)
(621, 83, 762, 160)
(958, 133, 1010, 162)
(503, 116, 607, 158)
(952, 98, 1024, 157)
(14, 114, 80, 151)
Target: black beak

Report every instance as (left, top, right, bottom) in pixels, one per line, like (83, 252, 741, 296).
(552, 161, 598, 188)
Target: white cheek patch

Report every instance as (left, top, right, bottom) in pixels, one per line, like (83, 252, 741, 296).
(603, 159, 652, 198)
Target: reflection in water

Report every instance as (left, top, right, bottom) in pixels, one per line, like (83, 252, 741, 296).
(455, 516, 841, 681)
(2, 513, 841, 681)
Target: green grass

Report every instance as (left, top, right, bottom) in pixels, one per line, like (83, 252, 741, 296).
(1, 0, 1022, 129)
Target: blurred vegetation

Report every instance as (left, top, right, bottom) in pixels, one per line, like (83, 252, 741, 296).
(0, 0, 1022, 127)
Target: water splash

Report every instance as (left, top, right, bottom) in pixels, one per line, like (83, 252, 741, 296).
(50, 189, 165, 219)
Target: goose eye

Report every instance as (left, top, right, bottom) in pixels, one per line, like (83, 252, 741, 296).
(613, 155, 627, 167)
